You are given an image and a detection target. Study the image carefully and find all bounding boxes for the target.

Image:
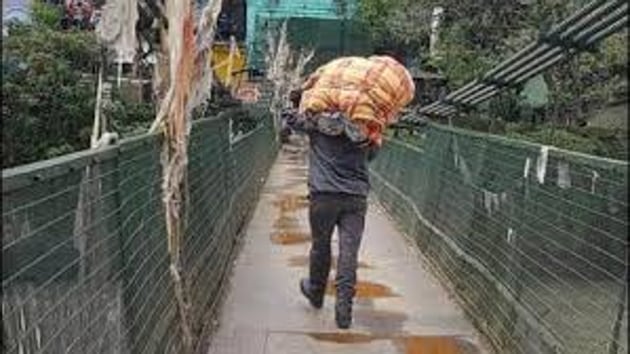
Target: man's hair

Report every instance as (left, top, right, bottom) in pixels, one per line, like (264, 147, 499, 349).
(373, 48, 406, 65)
(289, 89, 303, 108)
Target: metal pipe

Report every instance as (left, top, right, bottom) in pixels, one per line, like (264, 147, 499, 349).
(575, 4, 629, 42)
(550, 0, 612, 33)
(557, 0, 626, 39)
(451, 4, 626, 107)
(503, 48, 563, 82)
(479, 0, 613, 79)
(441, 80, 482, 101)
(446, 82, 489, 104)
(460, 85, 496, 105)
(402, 0, 627, 122)
(489, 3, 625, 83)
(469, 54, 568, 105)
(433, 106, 455, 115)
(469, 53, 569, 105)
(450, 1, 624, 100)
(586, 16, 628, 43)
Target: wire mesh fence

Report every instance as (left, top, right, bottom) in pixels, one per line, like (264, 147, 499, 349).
(2, 109, 277, 354)
(370, 122, 628, 354)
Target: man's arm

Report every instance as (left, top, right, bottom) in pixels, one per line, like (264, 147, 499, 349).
(281, 108, 314, 134)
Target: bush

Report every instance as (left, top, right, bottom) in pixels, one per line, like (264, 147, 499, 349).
(106, 91, 156, 137)
(2, 3, 157, 168)
(2, 20, 100, 168)
(504, 123, 626, 159)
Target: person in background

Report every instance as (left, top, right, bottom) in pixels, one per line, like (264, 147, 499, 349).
(216, 12, 232, 41)
(282, 89, 378, 329)
(279, 90, 301, 144)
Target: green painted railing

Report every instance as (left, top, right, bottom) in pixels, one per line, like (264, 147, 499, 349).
(2, 111, 278, 354)
(371, 123, 628, 354)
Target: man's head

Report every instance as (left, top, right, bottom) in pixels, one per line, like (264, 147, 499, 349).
(372, 48, 406, 65)
(289, 89, 303, 108)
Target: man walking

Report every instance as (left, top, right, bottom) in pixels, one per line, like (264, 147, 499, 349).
(283, 97, 377, 329)
(283, 55, 415, 329)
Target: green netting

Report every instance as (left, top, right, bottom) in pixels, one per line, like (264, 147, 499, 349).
(2, 108, 278, 354)
(371, 123, 628, 354)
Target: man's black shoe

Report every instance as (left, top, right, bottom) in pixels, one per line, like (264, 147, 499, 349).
(300, 278, 324, 309)
(335, 303, 352, 329)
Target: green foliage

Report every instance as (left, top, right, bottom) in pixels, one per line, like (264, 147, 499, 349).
(3, 3, 160, 168)
(30, 1, 63, 29)
(503, 123, 628, 159)
(106, 91, 156, 137)
(358, 0, 627, 159)
(356, 0, 430, 56)
(505, 125, 603, 154)
(2, 18, 101, 168)
(357, 0, 627, 104)
(356, 0, 395, 41)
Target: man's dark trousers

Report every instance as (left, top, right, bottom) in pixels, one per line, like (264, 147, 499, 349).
(307, 192, 367, 308)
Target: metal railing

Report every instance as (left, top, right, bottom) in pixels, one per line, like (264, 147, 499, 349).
(2, 110, 277, 354)
(371, 123, 628, 354)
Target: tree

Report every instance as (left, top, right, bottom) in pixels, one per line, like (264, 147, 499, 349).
(2, 4, 101, 168)
(356, 0, 627, 159)
(357, 0, 627, 125)
(356, 0, 431, 60)
(2, 2, 159, 168)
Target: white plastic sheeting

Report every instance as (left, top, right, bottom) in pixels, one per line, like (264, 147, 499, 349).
(557, 161, 571, 189)
(536, 145, 550, 184)
(97, 0, 139, 63)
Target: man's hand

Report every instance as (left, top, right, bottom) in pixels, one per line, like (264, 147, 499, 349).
(282, 108, 316, 133)
(366, 144, 380, 162)
(281, 108, 297, 124)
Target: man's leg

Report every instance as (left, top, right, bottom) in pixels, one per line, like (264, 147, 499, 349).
(335, 196, 367, 328)
(301, 194, 338, 308)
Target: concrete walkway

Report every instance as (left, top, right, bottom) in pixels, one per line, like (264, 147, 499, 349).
(208, 141, 488, 354)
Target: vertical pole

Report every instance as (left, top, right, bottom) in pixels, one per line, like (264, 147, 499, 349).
(607, 266, 627, 354)
(339, 1, 347, 56)
(92, 65, 104, 148)
(117, 51, 123, 89)
(340, 16, 346, 55)
(226, 35, 237, 91)
(430, 7, 444, 59)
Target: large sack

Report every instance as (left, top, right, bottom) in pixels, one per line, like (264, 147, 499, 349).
(299, 56, 415, 145)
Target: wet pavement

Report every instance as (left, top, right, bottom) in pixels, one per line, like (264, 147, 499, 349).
(207, 139, 488, 354)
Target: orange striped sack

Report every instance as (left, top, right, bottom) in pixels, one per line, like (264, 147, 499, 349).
(299, 56, 416, 145)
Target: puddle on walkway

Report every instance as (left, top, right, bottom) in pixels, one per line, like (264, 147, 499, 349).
(273, 215, 301, 229)
(305, 333, 480, 354)
(264, 179, 306, 193)
(270, 193, 311, 246)
(287, 167, 308, 176)
(398, 336, 480, 354)
(308, 332, 374, 344)
(287, 255, 370, 269)
(271, 231, 311, 245)
(325, 280, 398, 298)
(272, 194, 309, 213)
(282, 152, 305, 162)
